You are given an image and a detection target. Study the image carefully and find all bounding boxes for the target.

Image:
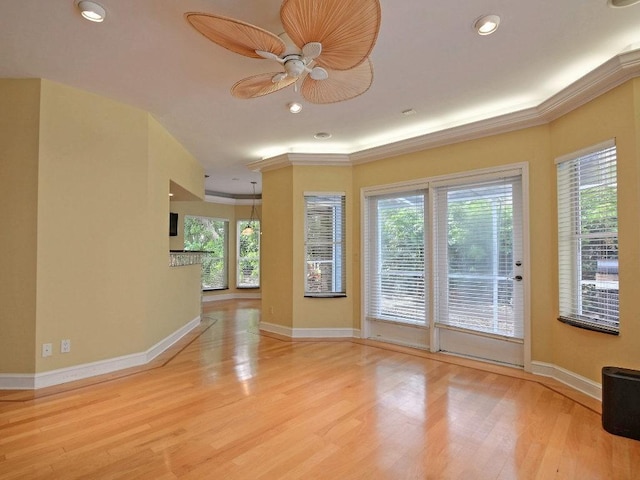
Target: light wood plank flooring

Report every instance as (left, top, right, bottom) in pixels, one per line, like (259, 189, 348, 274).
(1, 299, 639, 479)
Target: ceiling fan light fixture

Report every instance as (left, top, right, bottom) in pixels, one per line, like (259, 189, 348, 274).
(474, 14, 500, 35)
(288, 102, 303, 113)
(608, 0, 640, 7)
(78, 1, 106, 22)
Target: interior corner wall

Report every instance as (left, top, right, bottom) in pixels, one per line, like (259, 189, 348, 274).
(261, 167, 294, 328)
(145, 117, 203, 347)
(0, 79, 41, 373)
(548, 80, 640, 381)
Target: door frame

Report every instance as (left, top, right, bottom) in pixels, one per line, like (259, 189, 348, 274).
(361, 163, 531, 371)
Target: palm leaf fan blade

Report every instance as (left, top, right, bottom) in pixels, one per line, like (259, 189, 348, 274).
(185, 13, 286, 58)
(232, 73, 298, 99)
(302, 58, 373, 104)
(280, 0, 381, 70)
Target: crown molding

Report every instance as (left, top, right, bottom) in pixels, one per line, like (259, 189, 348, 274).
(537, 47, 640, 122)
(247, 153, 290, 172)
(288, 152, 351, 166)
(247, 152, 351, 172)
(350, 106, 545, 165)
(248, 49, 640, 172)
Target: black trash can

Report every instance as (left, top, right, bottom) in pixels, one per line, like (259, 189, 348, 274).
(602, 366, 640, 441)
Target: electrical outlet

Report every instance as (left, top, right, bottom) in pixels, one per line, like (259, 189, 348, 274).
(61, 339, 71, 353)
(42, 343, 52, 357)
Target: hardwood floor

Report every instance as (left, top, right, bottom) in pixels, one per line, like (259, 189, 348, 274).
(1, 299, 639, 479)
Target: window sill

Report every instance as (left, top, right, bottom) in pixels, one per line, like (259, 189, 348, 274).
(557, 316, 619, 336)
(304, 293, 347, 298)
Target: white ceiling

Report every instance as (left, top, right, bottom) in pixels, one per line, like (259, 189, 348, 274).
(2, 0, 640, 196)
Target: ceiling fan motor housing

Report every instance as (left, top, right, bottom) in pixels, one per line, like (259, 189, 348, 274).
(283, 55, 306, 78)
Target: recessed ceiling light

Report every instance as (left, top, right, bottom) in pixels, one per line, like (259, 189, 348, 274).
(288, 102, 302, 114)
(314, 132, 331, 139)
(608, 0, 640, 6)
(78, 1, 106, 23)
(474, 14, 500, 36)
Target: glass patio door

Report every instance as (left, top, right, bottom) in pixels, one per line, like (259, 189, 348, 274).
(433, 175, 524, 366)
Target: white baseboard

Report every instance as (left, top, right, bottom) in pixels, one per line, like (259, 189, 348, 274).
(260, 321, 360, 339)
(531, 361, 602, 401)
(202, 292, 261, 302)
(0, 316, 201, 390)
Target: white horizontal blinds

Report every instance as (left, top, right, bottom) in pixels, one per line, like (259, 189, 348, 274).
(557, 142, 618, 334)
(366, 191, 426, 324)
(304, 194, 346, 296)
(434, 176, 523, 338)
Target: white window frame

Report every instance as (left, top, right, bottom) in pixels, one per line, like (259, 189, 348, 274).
(304, 193, 346, 297)
(236, 219, 260, 288)
(362, 163, 531, 365)
(556, 139, 619, 335)
(365, 190, 427, 326)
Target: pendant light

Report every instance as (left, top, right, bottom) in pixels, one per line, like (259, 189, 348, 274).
(242, 182, 259, 236)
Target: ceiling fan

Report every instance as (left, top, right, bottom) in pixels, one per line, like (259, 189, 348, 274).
(185, 0, 381, 104)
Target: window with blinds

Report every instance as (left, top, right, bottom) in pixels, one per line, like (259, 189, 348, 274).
(304, 194, 346, 297)
(365, 192, 426, 324)
(556, 140, 618, 334)
(433, 176, 523, 339)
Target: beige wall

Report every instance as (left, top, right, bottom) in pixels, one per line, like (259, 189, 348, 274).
(292, 166, 354, 329)
(548, 82, 640, 380)
(145, 116, 204, 346)
(0, 79, 203, 375)
(262, 167, 294, 328)
(260, 80, 640, 383)
(351, 126, 556, 361)
(0, 79, 41, 372)
(35, 80, 149, 369)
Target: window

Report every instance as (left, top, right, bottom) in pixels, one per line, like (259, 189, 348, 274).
(556, 140, 618, 334)
(304, 194, 346, 297)
(365, 191, 426, 324)
(433, 176, 523, 338)
(184, 216, 228, 290)
(237, 220, 260, 288)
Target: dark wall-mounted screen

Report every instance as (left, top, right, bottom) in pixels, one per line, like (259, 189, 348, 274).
(169, 212, 178, 237)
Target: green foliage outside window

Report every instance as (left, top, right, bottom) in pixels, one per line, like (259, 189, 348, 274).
(184, 216, 228, 290)
(238, 221, 260, 288)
